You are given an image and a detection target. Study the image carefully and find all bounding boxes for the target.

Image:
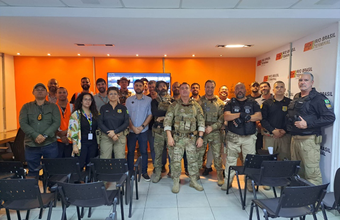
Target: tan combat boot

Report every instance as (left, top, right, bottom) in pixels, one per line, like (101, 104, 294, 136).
(172, 178, 180, 193)
(221, 176, 232, 191)
(152, 169, 162, 183)
(217, 171, 224, 186)
(189, 177, 204, 191)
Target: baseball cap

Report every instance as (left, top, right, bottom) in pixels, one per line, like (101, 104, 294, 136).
(33, 83, 47, 91)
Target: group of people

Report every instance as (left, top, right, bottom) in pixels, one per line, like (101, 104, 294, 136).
(19, 72, 335, 194)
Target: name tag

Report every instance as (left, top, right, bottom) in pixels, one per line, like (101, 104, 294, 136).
(88, 133, 93, 140)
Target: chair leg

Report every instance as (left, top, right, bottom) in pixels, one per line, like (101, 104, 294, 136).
(5, 209, 11, 220)
(120, 191, 125, 220)
(135, 173, 139, 200)
(76, 207, 81, 220)
(226, 167, 232, 194)
(243, 177, 248, 209)
(88, 207, 92, 218)
(264, 210, 269, 220)
(321, 202, 328, 220)
(252, 180, 260, 220)
(235, 172, 244, 210)
(249, 202, 254, 220)
(80, 207, 84, 218)
(272, 186, 277, 198)
(124, 179, 128, 205)
(38, 207, 43, 219)
(25, 210, 30, 220)
(16, 210, 21, 220)
(312, 212, 317, 220)
(47, 202, 53, 220)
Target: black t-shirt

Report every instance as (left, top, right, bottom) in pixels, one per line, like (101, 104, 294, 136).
(98, 103, 129, 134)
(80, 114, 98, 143)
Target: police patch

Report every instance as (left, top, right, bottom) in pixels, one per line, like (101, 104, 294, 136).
(117, 109, 122, 113)
(324, 99, 332, 109)
(233, 106, 240, 113)
(282, 106, 287, 112)
(244, 106, 251, 114)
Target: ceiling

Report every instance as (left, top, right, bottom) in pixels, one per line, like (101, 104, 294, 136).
(0, 0, 340, 58)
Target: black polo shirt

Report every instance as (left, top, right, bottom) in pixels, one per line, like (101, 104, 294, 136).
(98, 103, 129, 134)
(261, 97, 291, 133)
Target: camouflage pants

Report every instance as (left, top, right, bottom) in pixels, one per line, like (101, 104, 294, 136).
(291, 135, 322, 185)
(153, 131, 167, 171)
(225, 132, 256, 183)
(197, 131, 222, 171)
(168, 135, 198, 178)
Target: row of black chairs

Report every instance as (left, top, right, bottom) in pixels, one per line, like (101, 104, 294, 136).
(0, 157, 142, 220)
(225, 153, 340, 220)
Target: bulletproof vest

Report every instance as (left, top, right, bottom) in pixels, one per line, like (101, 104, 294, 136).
(228, 98, 256, 135)
(201, 97, 220, 124)
(173, 100, 198, 133)
(286, 93, 317, 135)
(153, 95, 172, 131)
(119, 90, 131, 105)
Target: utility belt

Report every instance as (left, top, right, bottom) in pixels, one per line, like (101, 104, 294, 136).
(153, 121, 164, 129)
(173, 131, 198, 139)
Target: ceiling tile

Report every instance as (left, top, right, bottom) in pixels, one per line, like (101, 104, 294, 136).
(237, 0, 300, 9)
(292, 0, 340, 9)
(0, 1, 8, 6)
(123, 0, 181, 8)
(1, 0, 66, 7)
(181, 0, 240, 9)
(62, 0, 122, 8)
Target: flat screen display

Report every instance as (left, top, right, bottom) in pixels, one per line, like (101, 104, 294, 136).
(107, 72, 171, 95)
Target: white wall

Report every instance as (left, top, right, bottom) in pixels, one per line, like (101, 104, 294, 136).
(255, 22, 339, 188)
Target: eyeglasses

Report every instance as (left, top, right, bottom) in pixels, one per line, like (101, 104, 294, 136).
(83, 98, 92, 102)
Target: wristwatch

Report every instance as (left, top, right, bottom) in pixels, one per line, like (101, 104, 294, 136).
(198, 136, 204, 139)
(142, 124, 145, 128)
(43, 134, 48, 139)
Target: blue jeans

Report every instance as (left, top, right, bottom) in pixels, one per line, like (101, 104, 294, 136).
(25, 142, 58, 176)
(147, 129, 155, 163)
(127, 132, 148, 174)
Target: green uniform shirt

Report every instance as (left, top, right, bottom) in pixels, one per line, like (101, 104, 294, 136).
(19, 100, 61, 147)
(198, 95, 225, 132)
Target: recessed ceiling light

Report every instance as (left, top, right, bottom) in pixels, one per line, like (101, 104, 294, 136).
(220, 55, 223, 57)
(47, 53, 51, 56)
(77, 54, 81, 56)
(107, 54, 110, 56)
(164, 54, 167, 57)
(192, 54, 195, 57)
(17, 53, 20, 55)
(216, 44, 253, 48)
(136, 54, 139, 57)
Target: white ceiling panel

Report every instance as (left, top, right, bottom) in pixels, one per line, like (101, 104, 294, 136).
(62, 0, 123, 8)
(122, 0, 181, 8)
(237, 0, 299, 9)
(292, 0, 340, 8)
(181, 0, 240, 9)
(0, 1, 7, 6)
(1, 0, 66, 7)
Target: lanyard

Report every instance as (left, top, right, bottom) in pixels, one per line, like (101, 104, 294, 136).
(82, 110, 93, 132)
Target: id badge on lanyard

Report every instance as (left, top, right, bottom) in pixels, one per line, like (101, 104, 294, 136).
(83, 110, 93, 140)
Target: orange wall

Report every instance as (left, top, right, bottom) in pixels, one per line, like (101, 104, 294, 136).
(14, 56, 256, 128)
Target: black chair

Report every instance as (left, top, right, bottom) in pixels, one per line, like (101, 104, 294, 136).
(0, 161, 26, 179)
(90, 158, 133, 217)
(0, 178, 55, 220)
(323, 167, 340, 214)
(226, 154, 278, 209)
(58, 176, 126, 220)
(134, 156, 142, 200)
(10, 128, 26, 164)
(105, 198, 118, 220)
(249, 183, 329, 220)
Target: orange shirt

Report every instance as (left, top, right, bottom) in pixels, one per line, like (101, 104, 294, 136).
(57, 102, 72, 143)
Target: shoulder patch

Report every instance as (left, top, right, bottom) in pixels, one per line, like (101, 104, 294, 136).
(324, 99, 332, 109)
(126, 110, 129, 114)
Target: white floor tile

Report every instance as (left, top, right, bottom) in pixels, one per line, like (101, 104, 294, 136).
(211, 207, 249, 220)
(143, 208, 178, 220)
(145, 194, 177, 208)
(178, 207, 214, 220)
(177, 193, 209, 208)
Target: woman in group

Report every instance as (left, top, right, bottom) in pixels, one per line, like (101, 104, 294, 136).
(68, 92, 99, 170)
(98, 87, 129, 159)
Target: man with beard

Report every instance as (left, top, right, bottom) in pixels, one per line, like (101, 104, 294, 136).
(221, 83, 262, 191)
(46, 78, 59, 103)
(56, 87, 73, 158)
(147, 80, 156, 98)
(287, 73, 335, 185)
(118, 77, 132, 105)
(70, 77, 91, 104)
(126, 80, 153, 181)
(151, 81, 172, 183)
(93, 78, 108, 111)
(219, 85, 230, 104)
(164, 82, 205, 193)
(141, 78, 149, 96)
(190, 83, 201, 101)
(247, 82, 261, 99)
(171, 82, 180, 101)
(197, 80, 225, 186)
(19, 83, 60, 176)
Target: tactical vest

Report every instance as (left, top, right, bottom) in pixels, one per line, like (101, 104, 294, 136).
(173, 100, 198, 134)
(201, 97, 220, 125)
(153, 95, 172, 133)
(119, 90, 131, 105)
(228, 98, 256, 135)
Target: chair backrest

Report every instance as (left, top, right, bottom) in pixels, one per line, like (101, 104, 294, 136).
(42, 158, 81, 176)
(0, 161, 25, 178)
(333, 167, 340, 209)
(11, 128, 26, 163)
(243, 154, 278, 170)
(279, 183, 329, 211)
(58, 181, 109, 206)
(260, 160, 301, 178)
(90, 158, 128, 175)
(0, 179, 41, 202)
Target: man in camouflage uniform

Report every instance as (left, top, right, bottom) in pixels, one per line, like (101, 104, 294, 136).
(197, 80, 225, 186)
(118, 77, 132, 105)
(151, 81, 172, 183)
(164, 82, 205, 193)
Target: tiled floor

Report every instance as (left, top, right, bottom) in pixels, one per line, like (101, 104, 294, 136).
(1, 167, 339, 220)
